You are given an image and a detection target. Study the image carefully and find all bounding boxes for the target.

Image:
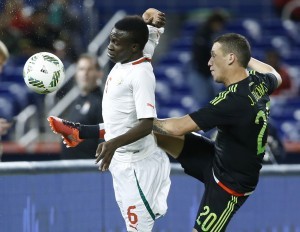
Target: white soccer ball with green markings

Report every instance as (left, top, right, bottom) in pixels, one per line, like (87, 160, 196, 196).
(23, 52, 65, 94)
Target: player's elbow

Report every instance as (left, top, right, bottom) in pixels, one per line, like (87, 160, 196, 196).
(269, 67, 282, 88)
(275, 71, 282, 88)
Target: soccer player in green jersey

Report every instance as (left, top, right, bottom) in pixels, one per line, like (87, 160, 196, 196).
(152, 33, 282, 231)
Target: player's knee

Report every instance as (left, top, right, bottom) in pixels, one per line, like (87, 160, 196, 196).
(154, 133, 184, 158)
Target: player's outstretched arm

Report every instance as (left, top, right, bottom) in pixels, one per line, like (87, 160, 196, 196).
(153, 115, 200, 137)
(248, 57, 282, 88)
(152, 116, 200, 158)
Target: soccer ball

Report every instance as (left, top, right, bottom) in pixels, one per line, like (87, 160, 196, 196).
(23, 52, 65, 94)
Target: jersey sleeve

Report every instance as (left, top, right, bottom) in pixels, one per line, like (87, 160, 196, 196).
(131, 67, 157, 119)
(189, 93, 247, 131)
(253, 71, 278, 95)
(143, 25, 164, 59)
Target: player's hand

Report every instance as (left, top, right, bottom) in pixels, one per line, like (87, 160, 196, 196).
(95, 140, 117, 171)
(142, 8, 166, 28)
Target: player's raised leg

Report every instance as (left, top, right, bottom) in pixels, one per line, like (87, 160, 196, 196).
(47, 116, 83, 147)
(153, 132, 185, 158)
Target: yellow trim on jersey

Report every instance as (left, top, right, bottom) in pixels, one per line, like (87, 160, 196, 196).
(249, 70, 256, 75)
(210, 84, 237, 105)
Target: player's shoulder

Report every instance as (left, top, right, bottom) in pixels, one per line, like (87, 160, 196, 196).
(130, 61, 154, 79)
(249, 70, 277, 84)
(248, 70, 278, 93)
(210, 84, 238, 106)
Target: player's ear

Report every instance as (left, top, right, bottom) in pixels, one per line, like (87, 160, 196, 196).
(228, 53, 235, 65)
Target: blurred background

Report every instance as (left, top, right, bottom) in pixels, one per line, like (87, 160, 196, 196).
(0, 0, 300, 231)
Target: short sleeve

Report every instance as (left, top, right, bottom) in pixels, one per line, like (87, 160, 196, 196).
(253, 71, 278, 95)
(131, 67, 157, 119)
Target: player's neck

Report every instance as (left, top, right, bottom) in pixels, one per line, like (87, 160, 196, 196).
(121, 52, 143, 64)
(224, 68, 248, 87)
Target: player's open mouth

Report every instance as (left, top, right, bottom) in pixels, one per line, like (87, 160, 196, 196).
(107, 52, 114, 58)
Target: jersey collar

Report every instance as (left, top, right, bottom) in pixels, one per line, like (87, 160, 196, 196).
(131, 57, 151, 65)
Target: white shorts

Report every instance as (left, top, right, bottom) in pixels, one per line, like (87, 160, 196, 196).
(109, 149, 171, 232)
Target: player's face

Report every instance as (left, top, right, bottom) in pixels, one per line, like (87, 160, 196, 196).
(107, 28, 135, 64)
(75, 58, 101, 94)
(208, 42, 228, 83)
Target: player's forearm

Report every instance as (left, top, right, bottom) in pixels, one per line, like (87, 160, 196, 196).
(248, 57, 276, 73)
(153, 115, 200, 136)
(153, 118, 182, 136)
(108, 118, 153, 148)
(142, 8, 165, 58)
(143, 25, 164, 59)
(248, 57, 282, 86)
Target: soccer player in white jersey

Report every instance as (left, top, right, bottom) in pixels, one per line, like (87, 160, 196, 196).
(48, 9, 171, 231)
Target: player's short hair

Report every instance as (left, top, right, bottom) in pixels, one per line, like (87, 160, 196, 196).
(77, 53, 102, 70)
(0, 40, 9, 61)
(115, 16, 149, 51)
(214, 33, 251, 68)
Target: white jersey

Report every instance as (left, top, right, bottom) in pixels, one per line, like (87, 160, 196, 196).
(102, 25, 170, 231)
(102, 26, 163, 162)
